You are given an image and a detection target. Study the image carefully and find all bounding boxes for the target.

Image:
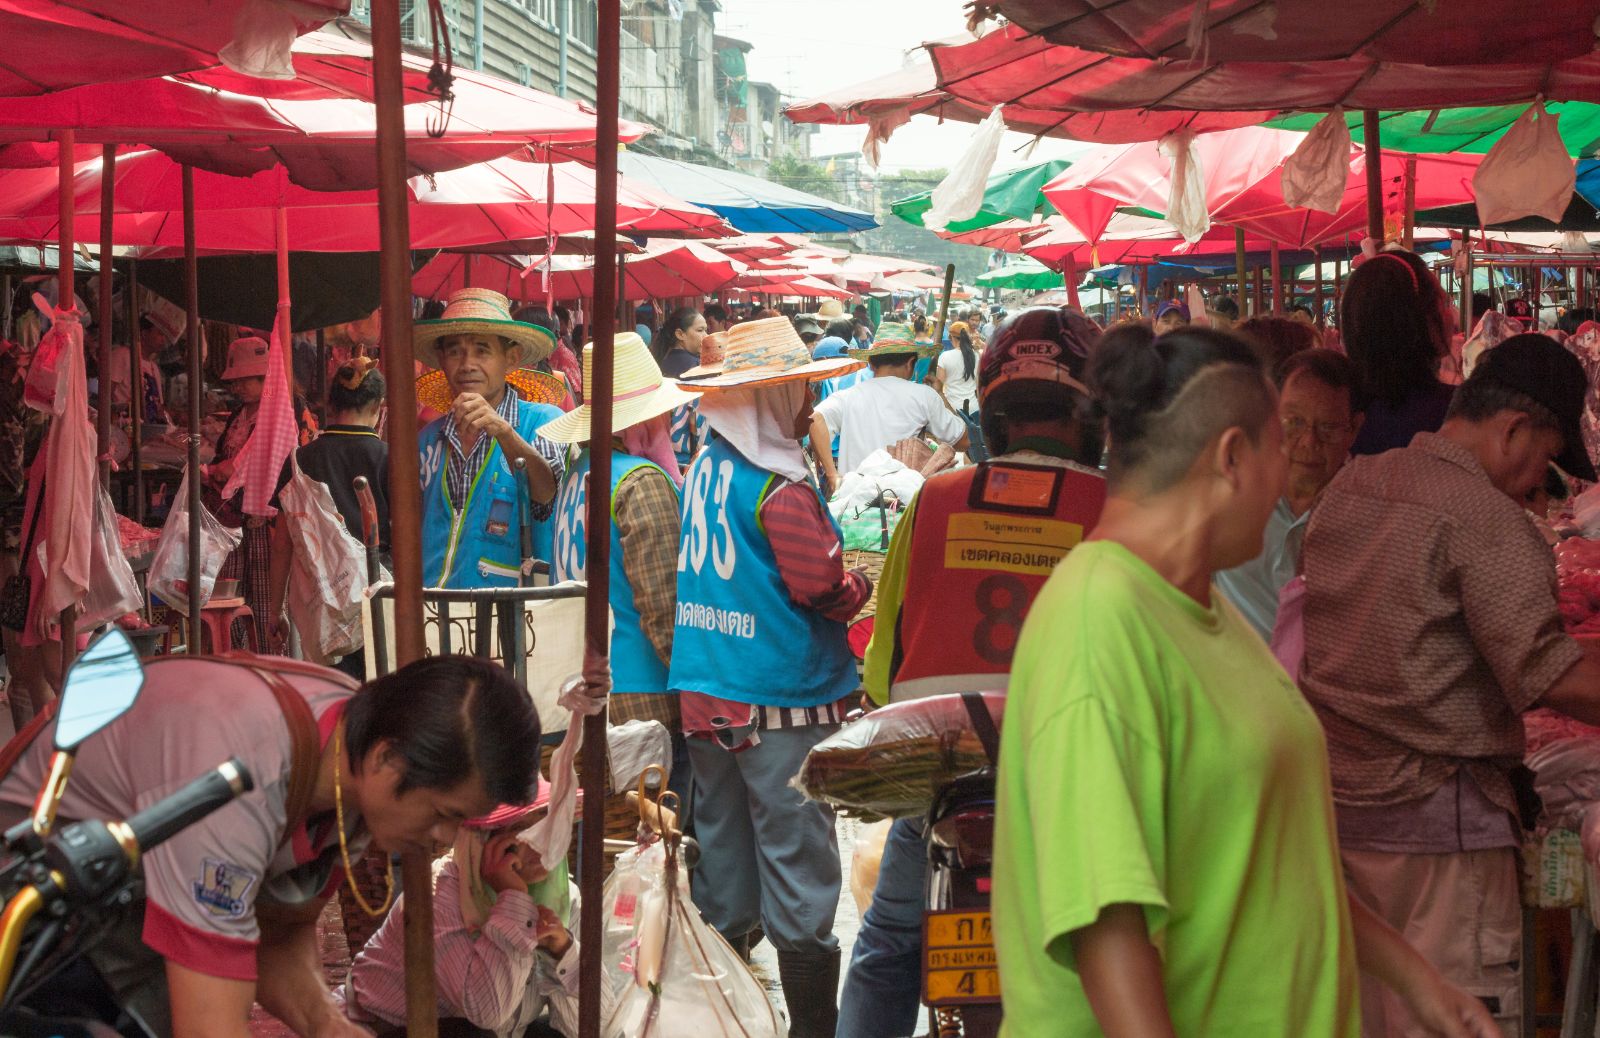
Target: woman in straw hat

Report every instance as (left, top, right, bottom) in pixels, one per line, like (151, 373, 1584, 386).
(541, 334, 700, 766)
(415, 288, 568, 589)
(666, 317, 870, 1038)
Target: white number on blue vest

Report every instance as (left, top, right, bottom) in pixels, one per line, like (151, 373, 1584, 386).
(679, 459, 737, 579)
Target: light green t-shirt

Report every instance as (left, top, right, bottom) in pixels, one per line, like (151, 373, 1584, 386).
(993, 540, 1359, 1037)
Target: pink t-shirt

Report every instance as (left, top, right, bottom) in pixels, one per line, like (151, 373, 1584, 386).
(0, 658, 359, 980)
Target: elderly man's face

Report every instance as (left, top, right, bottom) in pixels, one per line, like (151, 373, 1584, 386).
(437, 335, 517, 403)
(1279, 370, 1361, 503)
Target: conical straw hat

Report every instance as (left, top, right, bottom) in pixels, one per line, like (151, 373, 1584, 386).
(677, 316, 861, 392)
(413, 287, 556, 366)
(538, 333, 702, 444)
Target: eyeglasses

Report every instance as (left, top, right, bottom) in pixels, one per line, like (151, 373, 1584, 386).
(1282, 416, 1352, 445)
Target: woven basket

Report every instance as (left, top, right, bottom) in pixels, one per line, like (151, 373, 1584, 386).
(844, 548, 887, 619)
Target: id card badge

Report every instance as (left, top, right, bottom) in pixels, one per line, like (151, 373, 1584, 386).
(967, 463, 1064, 515)
(484, 496, 514, 538)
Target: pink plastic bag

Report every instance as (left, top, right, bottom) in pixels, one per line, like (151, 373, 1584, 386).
(1474, 105, 1575, 225)
(1269, 574, 1307, 681)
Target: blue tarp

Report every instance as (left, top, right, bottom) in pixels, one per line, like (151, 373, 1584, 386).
(617, 152, 877, 234)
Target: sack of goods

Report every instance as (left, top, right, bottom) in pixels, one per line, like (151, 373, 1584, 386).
(794, 693, 1004, 820)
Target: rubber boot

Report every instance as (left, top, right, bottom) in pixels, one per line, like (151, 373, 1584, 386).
(777, 948, 842, 1038)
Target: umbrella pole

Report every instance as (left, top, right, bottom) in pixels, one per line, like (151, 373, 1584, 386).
(1402, 157, 1417, 252)
(580, 3, 622, 1038)
(370, 2, 434, 1035)
(1065, 254, 1080, 311)
(1252, 266, 1263, 318)
(1270, 243, 1281, 314)
(129, 261, 143, 525)
(1314, 251, 1325, 329)
(276, 204, 292, 382)
(57, 131, 76, 674)
(1234, 228, 1246, 312)
(1363, 110, 1383, 242)
(97, 144, 114, 491)
(932, 263, 956, 345)
(182, 166, 202, 657)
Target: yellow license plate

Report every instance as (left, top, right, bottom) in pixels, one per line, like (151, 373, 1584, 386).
(923, 909, 1000, 1006)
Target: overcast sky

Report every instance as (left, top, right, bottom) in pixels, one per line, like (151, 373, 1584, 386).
(715, 0, 1091, 174)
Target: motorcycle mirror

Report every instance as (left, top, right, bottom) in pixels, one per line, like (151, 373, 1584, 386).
(53, 629, 144, 753)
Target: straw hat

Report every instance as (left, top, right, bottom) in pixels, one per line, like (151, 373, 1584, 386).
(679, 332, 728, 380)
(538, 333, 702, 444)
(812, 299, 848, 321)
(848, 320, 942, 361)
(221, 336, 270, 381)
(415, 367, 567, 415)
(681, 316, 862, 392)
(413, 287, 557, 367)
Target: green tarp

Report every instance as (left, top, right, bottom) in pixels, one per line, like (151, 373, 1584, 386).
(976, 260, 1063, 290)
(1266, 103, 1600, 157)
(891, 159, 1070, 234)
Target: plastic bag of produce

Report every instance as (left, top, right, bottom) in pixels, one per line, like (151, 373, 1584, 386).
(601, 840, 784, 1037)
(795, 693, 1004, 820)
(147, 471, 242, 616)
(77, 482, 144, 630)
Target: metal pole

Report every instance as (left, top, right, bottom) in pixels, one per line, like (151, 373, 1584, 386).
(276, 204, 291, 381)
(97, 144, 114, 491)
(182, 165, 202, 656)
(371, 1, 433, 1035)
(128, 261, 143, 524)
(57, 131, 77, 673)
(1252, 266, 1263, 317)
(580, 3, 620, 1036)
(1363, 110, 1384, 242)
(1270, 243, 1281, 313)
(1314, 250, 1325, 328)
(1234, 227, 1246, 313)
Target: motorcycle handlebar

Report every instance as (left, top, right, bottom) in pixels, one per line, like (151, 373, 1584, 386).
(125, 760, 254, 855)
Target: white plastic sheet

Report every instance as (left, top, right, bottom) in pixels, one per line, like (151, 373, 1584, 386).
(147, 472, 243, 617)
(1281, 108, 1353, 215)
(77, 483, 143, 631)
(922, 107, 1006, 232)
(218, 0, 328, 80)
(1474, 105, 1575, 226)
(1159, 129, 1210, 243)
(278, 458, 372, 663)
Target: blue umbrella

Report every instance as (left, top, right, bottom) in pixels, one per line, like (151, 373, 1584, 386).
(618, 152, 877, 234)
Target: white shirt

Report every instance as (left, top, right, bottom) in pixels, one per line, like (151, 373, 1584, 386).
(814, 374, 968, 475)
(938, 348, 980, 412)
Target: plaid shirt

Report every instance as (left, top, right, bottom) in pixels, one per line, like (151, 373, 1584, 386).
(607, 464, 683, 733)
(444, 390, 562, 522)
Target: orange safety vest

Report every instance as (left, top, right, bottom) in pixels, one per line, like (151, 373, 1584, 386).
(889, 459, 1106, 702)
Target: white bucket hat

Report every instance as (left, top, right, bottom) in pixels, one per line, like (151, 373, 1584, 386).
(413, 287, 556, 367)
(538, 332, 702, 444)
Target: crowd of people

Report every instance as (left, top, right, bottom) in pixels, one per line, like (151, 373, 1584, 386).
(0, 243, 1595, 1038)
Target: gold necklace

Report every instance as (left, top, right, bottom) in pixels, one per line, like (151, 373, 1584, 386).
(334, 720, 395, 917)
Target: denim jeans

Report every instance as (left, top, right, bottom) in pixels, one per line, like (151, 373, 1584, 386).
(836, 816, 927, 1038)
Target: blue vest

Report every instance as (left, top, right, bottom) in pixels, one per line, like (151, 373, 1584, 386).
(551, 450, 673, 695)
(419, 399, 563, 589)
(669, 435, 857, 708)
(668, 401, 704, 468)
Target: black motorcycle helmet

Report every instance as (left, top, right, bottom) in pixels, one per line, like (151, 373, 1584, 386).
(978, 306, 1100, 461)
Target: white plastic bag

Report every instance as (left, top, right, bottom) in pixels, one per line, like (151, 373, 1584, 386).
(147, 472, 242, 617)
(278, 458, 372, 663)
(1281, 108, 1353, 215)
(1474, 104, 1575, 226)
(1159, 129, 1210, 243)
(923, 107, 1007, 232)
(77, 482, 143, 630)
(601, 842, 785, 1038)
(218, 0, 330, 80)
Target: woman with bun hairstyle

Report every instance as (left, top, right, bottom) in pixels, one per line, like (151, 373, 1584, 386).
(1342, 249, 1457, 455)
(992, 324, 1494, 1037)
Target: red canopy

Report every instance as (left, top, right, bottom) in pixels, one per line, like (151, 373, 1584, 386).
(931, 23, 1600, 119)
(0, 0, 346, 95)
(0, 149, 730, 251)
(169, 31, 439, 102)
(989, 1, 1598, 66)
(731, 270, 855, 299)
(415, 241, 746, 302)
(1022, 213, 1286, 270)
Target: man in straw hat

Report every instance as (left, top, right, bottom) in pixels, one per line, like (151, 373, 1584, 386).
(542, 333, 700, 772)
(809, 321, 969, 494)
(666, 317, 871, 1038)
(415, 288, 568, 589)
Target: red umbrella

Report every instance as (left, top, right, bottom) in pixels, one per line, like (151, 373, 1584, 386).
(1042, 127, 1480, 249)
(1022, 213, 1285, 269)
(987, 0, 1598, 67)
(0, 0, 346, 95)
(414, 240, 745, 302)
(171, 31, 440, 102)
(931, 22, 1600, 119)
(0, 149, 730, 249)
(732, 270, 855, 298)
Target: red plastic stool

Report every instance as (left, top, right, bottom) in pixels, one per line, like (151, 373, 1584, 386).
(196, 597, 258, 654)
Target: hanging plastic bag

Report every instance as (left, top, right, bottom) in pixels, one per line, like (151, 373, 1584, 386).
(1159, 129, 1210, 243)
(147, 472, 243, 616)
(22, 296, 68, 414)
(1281, 108, 1353, 215)
(278, 457, 373, 663)
(77, 482, 144, 630)
(601, 841, 785, 1038)
(923, 107, 1007, 232)
(218, 0, 330, 80)
(1474, 104, 1575, 226)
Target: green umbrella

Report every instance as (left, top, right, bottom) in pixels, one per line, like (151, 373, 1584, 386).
(1266, 103, 1600, 157)
(976, 259, 1064, 291)
(891, 159, 1071, 234)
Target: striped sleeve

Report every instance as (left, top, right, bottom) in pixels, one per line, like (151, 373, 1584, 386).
(759, 481, 872, 623)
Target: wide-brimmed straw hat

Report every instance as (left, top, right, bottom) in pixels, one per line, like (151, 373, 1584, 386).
(221, 336, 270, 381)
(848, 320, 941, 361)
(415, 367, 567, 415)
(413, 288, 556, 367)
(680, 332, 729, 380)
(811, 299, 848, 321)
(538, 332, 701, 444)
(681, 316, 862, 392)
